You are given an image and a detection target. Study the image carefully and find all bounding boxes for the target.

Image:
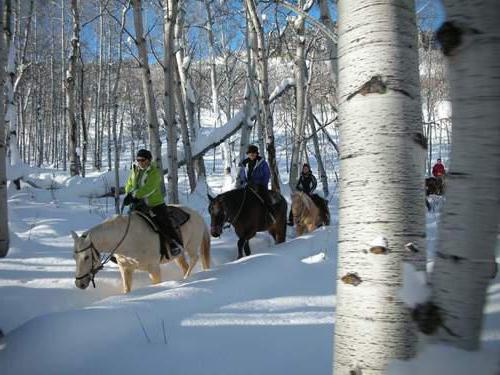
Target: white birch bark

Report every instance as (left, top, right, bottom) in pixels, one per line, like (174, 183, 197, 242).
(318, 0, 337, 97)
(245, 0, 281, 192)
(65, 0, 80, 176)
(289, 2, 306, 190)
(426, 1, 500, 350)
(131, 0, 164, 176)
(111, 4, 128, 214)
(334, 1, 426, 373)
(0, 0, 10, 257)
(163, 0, 178, 203)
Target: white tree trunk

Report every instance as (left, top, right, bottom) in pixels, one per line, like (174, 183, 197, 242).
(65, 0, 80, 177)
(289, 3, 306, 190)
(0, 0, 10, 257)
(246, 0, 281, 191)
(426, 1, 500, 350)
(163, 0, 178, 203)
(131, 0, 164, 177)
(334, 1, 425, 373)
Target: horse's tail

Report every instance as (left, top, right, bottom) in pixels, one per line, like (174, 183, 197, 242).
(201, 225, 211, 270)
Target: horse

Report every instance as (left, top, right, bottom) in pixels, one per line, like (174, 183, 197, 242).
(208, 187, 287, 259)
(291, 192, 324, 236)
(71, 206, 210, 293)
(425, 176, 445, 196)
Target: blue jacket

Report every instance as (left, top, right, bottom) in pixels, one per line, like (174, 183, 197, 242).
(237, 156, 270, 188)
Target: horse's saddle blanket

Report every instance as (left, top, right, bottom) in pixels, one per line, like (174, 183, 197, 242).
(135, 206, 190, 232)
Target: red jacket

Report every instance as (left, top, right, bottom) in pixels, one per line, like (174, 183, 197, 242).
(432, 163, 445, 177)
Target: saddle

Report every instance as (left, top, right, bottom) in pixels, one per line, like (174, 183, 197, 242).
(134, 206, 190, 259)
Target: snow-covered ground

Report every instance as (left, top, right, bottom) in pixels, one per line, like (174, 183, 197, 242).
(0, 168, 499, 374)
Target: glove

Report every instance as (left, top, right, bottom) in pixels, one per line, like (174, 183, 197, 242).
(123, 193, 134, 206)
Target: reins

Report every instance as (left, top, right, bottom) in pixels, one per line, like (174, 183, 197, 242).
(75, 213, 133, 288)
(224, 187, 248, 226)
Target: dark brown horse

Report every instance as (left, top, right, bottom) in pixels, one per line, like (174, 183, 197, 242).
(208, 187, 287, 259)
(425, 176, 445, 196)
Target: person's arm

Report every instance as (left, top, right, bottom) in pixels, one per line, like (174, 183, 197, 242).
(311, 174, 317, 193)
(133, 168, 160, 199)
(124, 165, 136, 194)
(262, 161, 271, 187)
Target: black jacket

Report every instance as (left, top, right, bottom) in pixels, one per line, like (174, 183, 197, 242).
(296, 172, 317, 194)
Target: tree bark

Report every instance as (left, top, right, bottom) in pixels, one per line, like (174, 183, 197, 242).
(334, 1, 425, 373)
(65, 0, 80, 176)
(428, 0, 500, 350)
(245, 0, 280, 192)
(163, 0, 178, 203)
(289, 1, 306, 190)
(0, 0, 10, 257)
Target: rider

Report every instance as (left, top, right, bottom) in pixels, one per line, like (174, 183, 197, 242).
(123, 149, 182, 258)
(236, 144, 275, 223)
(288, 163, 318, 225)
(432, 158, 446, 194)
(432, 158, 446, 178)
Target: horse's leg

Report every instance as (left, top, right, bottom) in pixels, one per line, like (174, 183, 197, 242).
(183, 251, 199, 279)
(148, 264, 162, 285)
(118, 264, 133, 293)
(237, 238, 245, 259)
(175, 254, 189, 276)
(244, 240, 251, 256)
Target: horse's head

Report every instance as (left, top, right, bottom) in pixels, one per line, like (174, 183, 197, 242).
(71, 231, 101, 290)
(207, 194, 227, 238)
(291, 192, 311, 221)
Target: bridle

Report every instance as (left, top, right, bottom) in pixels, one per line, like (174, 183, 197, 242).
(74, 214, 132, 288)
(210, 188, 248, 234)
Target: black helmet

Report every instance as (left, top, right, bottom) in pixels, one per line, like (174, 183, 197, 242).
(246, 145, 259, 154)
(136, 149, 152, 160)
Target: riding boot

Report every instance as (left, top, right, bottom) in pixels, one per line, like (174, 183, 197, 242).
(255, 185, 276, 224)
(151, 204, 183, 258)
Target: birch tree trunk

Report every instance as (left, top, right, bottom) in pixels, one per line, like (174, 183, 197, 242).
(110, 4, 128, 213)
(65, 0, 80, 176)
(334, 1, 425, 373)
(245, 0, 280, 192)
(318, 0, 337, 98)
(425, 1, 500, 350)
(289, 2, 306, 190)
(163, 0, 178, 203)
(0, 0, 10, 257)
(132, 0, 164, 183)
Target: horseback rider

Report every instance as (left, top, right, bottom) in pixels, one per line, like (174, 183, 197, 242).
(288, 163, 318, 225)
(296, 163, 317, 195)
(431, 158, 446, 194)
(123, 149, 182, 258)
(236, 144, 276, 223)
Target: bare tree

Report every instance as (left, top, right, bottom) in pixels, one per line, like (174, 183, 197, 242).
(131, 0, 164, 179)
(418, 0, 500, 351)
(163, 0, 178, 203)
(245, 0, 281, 192)
(0, 0, 10, 257)
(334, 0, 425, 373)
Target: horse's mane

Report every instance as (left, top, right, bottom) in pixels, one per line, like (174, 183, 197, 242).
(292, 192, 314, 220)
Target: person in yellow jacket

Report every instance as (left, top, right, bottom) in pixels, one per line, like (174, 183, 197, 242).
(124, 149, 182, 257)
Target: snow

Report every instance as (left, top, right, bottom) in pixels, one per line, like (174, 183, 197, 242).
(1, 155, 499, 374)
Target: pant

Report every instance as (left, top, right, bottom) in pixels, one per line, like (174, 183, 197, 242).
(151, 203, 183, 247)
(251, 184, 273, 209)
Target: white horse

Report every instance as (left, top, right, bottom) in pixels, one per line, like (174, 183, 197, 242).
(71, 206, 210, 293)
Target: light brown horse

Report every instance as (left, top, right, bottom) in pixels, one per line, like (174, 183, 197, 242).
(291, 192, 322, 236)
(71, 206, 210, 293)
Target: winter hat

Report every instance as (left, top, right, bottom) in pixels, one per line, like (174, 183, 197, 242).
(136, 149, 152, 160)
(246, 145, 259, 154)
